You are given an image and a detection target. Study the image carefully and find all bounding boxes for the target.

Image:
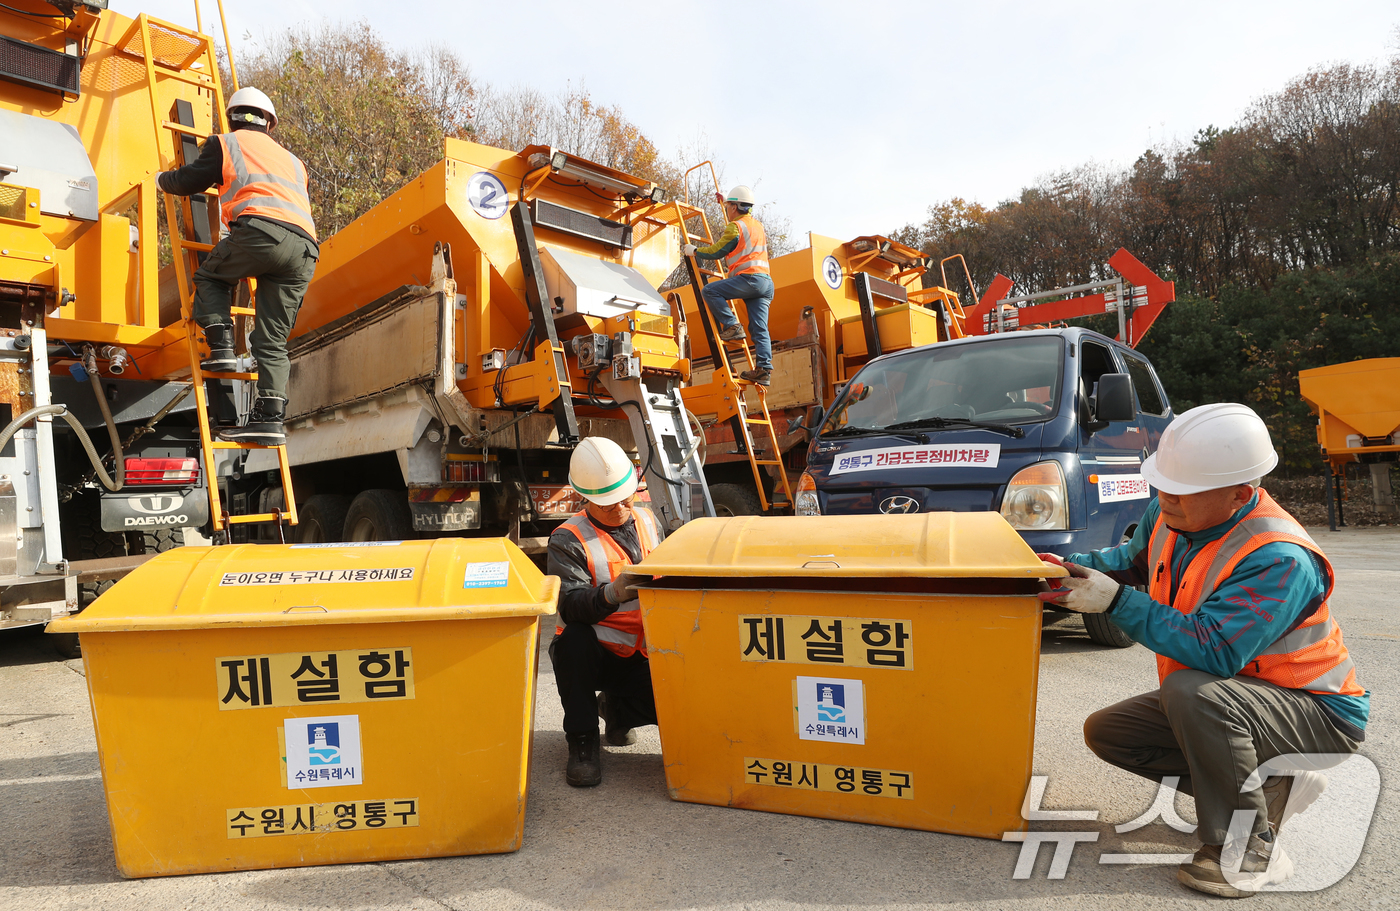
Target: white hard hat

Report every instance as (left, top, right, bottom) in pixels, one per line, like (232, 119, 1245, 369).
(725, 185, 755, 206)
(227, 87, 277, 128)
(1141, 403, 1279, 495)
(569, 437, 638, 506)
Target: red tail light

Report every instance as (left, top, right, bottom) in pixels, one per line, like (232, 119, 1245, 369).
(124, 457, 200, 486)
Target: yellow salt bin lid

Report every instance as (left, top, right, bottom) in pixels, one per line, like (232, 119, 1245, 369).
(635, 512, 1069, 579)
(49, 538, 558, 633)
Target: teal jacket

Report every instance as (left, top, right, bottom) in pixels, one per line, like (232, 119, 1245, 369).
(1069, 493, 1368, 740)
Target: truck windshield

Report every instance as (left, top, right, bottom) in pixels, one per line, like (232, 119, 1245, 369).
(823, 336, 1064, 433)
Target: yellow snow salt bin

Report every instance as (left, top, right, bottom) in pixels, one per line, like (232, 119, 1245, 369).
(46, 538, 558, 878)
(633, 513, 1066, 839)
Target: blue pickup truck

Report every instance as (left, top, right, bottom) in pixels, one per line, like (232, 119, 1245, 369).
(793, 327, 1174, 646)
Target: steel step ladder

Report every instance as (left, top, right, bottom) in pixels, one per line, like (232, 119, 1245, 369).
(132, 14, 298, 538)
(669, 175, 793, 513)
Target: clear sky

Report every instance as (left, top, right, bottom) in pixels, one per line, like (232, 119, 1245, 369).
(137, 0, 1398, 245)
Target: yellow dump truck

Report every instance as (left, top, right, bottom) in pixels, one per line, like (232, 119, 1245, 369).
(0, 1, 231, 646)
(237, 140, 717, 550)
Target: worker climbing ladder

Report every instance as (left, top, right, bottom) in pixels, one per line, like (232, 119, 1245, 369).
(129, 13, 298, 538)
(672, 166, 794, 513)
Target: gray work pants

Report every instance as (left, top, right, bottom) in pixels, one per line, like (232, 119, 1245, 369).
(1083, 669, 1359, 844)
(192, 216, 318, 401)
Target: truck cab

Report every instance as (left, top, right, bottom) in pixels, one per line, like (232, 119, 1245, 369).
(797, 327, 1172, 643)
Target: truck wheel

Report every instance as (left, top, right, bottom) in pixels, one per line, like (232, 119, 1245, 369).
(709, 482, 763, 517)
(344, 490, 413, 542)
(297, 495, 352, 544)
(54, 494, 131, 659)
(1081, 525, 1140, 648)
(127, 527, 185, 555)
(1083, 610, 1135, 648)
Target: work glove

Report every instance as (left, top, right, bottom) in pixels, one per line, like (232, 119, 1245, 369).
(1037, 559, 1122, 614)
(682, 243, 697, 256)
(603, 571, 650, 605)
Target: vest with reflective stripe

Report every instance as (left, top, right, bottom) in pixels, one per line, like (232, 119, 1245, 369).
(1147, 489, 1363, 696)
(724, 215, 769, 276)
(555, 507, 661, 658)
(216, 131, 317, 240)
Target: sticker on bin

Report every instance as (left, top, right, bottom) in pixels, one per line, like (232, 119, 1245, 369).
(226, 798, 419, 838)
(463, 561, 510, 589)
(217, 648, 414, 709)
(218, 567, 415, 585)
(795, 676, 866, 745)
(741, 615, 912, 669)
(830, 443, 1000, 475)
(284, 716, 364, 789)
(1097, 473, 1151, 503)
(744, 758, 913, 799)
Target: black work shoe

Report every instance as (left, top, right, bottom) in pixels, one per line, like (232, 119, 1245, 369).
(1177, 831, 1293, 898)
(218, 395, 286, 446)
(565, 732, 602, 787)
(597, 692, 637, 746)
(739, 368, 771, 386)
(1262, 771, 1327, 836)
(201, 323, 237, 373)
(718, 325, 746, 343)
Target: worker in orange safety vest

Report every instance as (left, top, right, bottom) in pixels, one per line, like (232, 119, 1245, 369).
(547, 437, 664, 787)
(1040, 403, 1368, 898)
(157, 86, 318, 446)
(683, 185, 774, 386)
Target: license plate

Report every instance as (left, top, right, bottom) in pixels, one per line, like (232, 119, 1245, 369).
(529, 486, 585, 516)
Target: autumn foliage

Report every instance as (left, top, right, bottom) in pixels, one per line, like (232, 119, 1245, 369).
(894, 57, 1400, 475)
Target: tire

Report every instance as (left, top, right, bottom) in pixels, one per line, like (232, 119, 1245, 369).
(54, 493, 132, 659)
(709, 482, 763, 517)
(1083, 611, 1135, 648)
(127, 526, 185, 555)
(343, 489, 414, 542)
(296, 495, 352, 544)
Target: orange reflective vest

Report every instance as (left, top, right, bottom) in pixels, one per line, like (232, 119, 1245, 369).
(555, 506, 661, 658)
(216, 130, 317, 240)
(1148, 489, 1363, 697)
(724, 214, 769, 276)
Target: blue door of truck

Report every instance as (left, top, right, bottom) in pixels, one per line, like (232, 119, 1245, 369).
(1073, 337, 1172, 550)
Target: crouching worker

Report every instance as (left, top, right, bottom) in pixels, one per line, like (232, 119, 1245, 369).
(1039, 404, 1368, 898)
(548, 437, 664, 787)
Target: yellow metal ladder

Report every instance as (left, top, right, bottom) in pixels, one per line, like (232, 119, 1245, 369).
(672, 174, 793, 513)
(129, 13, 298, 538)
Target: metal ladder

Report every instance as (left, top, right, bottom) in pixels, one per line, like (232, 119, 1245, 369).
(671, 170, 793, 513)
(130, 14, 298, 537)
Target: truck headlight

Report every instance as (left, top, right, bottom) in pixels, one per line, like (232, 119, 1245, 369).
(795, 471, 821, 516)
(1000, 461, 1067, 530)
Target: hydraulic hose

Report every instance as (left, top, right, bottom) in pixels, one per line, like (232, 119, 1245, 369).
(86, 362, 124, 490)
(0, 404, 123, 492)
(679, 400, 706, 468)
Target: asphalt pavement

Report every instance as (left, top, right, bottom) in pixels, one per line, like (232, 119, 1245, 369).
(1, 526, 1395, 911)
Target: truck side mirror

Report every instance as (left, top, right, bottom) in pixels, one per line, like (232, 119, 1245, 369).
(1089, 373, 1135, 431)
(789, 403, 825, 437)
